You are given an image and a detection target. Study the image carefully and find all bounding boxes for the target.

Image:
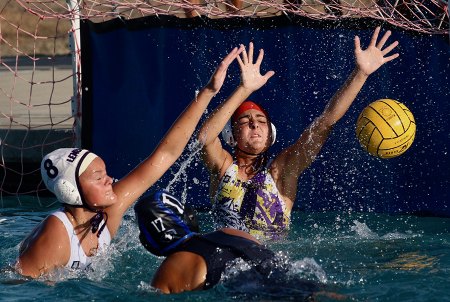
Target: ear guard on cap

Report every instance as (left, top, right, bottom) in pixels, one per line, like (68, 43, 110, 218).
(134, 190, 197, 256)
(53, 178, 83, 206)
(221, 120, 277, 148)
(40, 148, 96, 206)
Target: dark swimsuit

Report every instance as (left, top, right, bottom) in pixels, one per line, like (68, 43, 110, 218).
(172, 230, 279, 289)
(136, 191, 321, 296)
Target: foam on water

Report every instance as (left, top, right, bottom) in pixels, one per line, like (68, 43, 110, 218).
(2, 205, 450, 301)
(289, 257, 328, 283)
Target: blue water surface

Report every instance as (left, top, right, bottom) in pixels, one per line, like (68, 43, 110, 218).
(1, 196, 450, 301)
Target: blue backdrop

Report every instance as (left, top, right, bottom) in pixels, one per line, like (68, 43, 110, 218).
(80, 16, 450, 216)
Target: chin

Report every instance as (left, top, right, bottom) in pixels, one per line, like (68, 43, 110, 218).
(106, 193, 117, 202)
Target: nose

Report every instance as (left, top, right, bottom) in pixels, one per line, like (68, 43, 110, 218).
(105, 175, 113, 185)
(249, 120, 258, 129)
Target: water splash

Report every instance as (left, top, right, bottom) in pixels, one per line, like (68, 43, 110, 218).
(290, 257, 328, 283)
(165, 139, 204, 204)
(351, 220, 419, 240)
(137, 280, 159, 293)
(217, 252, 327, 300)
(351, 220, 379, 239)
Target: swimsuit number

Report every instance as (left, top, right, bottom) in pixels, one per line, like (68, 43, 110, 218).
(151, 217, 166, 233)
(43, 159, 58, 179)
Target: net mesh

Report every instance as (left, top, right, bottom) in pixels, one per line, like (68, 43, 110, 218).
(0, 0, 448, 203)
(50, 0, 449, 33)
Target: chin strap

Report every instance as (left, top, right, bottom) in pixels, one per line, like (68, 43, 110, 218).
(90, 210, 108, 238)
(79, 188, 108, 237)
(235, 150, 268, 172)
(236, 146, 264, 156)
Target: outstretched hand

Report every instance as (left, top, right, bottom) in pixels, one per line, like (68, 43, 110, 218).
(354, 26, 399, 76)
(205, 45, 245, 94)
(237, 42, 275, 92)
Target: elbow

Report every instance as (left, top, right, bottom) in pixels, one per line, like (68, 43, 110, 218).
(197, 129, 207, 146)
(314, 116, 335, 133)
(152, 276, 174, 294)
(15, 258, 39, 278)
(197, 126, 214, 148)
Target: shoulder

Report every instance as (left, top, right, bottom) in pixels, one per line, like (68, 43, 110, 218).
(222, 160, 237, 175)
(40, 213, 70, 239)
(152, 251, 207, 293)
(17, 214, 71, 277)
(43, 214, 70, 237)
(202, 141, 234, 172)
(20, 214, 69, 251)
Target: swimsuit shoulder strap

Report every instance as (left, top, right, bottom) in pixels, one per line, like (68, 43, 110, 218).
(51, 209, 89, 268)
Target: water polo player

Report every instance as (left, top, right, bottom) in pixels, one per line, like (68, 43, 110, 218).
(135, 190, 322, 296)
(198, 28, 400, 239)
(16, 46, 244, 278)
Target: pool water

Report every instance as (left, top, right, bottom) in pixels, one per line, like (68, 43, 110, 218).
(1, 196, 449, 301)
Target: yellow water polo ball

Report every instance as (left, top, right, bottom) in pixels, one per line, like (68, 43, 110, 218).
(356, 99, 416, 159)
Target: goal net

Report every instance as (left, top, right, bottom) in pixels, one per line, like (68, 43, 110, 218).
(0, 0, 448, 204)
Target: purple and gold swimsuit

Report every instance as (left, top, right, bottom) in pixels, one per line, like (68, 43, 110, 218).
(212, 162, 290, 239)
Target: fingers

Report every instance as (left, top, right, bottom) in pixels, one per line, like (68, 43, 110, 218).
(382, 40, 399, 56)
(214, 45, 245, 77)
(354, 35, 361, 54)
(219, 45, 244, 69)
(369, 26, 381, 47)
(241, 44, 249, 65)
(236, 44, 245, 56)
(263, 70, 275, 81)
(373, 28, 399, 60)
(215, 48, 236, 75)
(384, 53, 400, 63)
(239, 42, 264, 66)
(235, 42, 271, 78)
(255, 48, 264, 66)
(222, 47, 239, 66)
(248, 42, 254, 64)
(376, 30, 391, 49)
(236, 54, 244, 69)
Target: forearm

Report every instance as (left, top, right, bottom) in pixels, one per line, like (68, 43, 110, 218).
(321, 67, 368, 126)
(114, 87, 218, 202)
(162, 87, 217, 155)
(198, 85, 253, 145)
(277, 67, 368, 176)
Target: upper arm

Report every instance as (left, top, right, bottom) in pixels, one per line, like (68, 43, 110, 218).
(17, 216, 69, 278)
(105, 141, 186, 232)
(201, 137, 233, 177)
(272, 116, 333, 198)
(152, 252, 207, 293)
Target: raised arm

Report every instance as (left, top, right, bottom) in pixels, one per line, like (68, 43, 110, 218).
(105, 47, 243, 233)
(198, 42, 275, 175)
(273, 27, 399, 202)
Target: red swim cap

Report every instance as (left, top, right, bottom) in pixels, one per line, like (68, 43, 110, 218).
(231, 101, 268, 123)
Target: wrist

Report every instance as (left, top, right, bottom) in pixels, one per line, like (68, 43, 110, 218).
(201, 86, 219, 96)
(236, 85, 255, 96)
(353, 67, 370, 80)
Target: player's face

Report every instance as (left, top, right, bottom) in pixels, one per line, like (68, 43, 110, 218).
(79, 157, 117, 209)
(233, 109, 270, 154)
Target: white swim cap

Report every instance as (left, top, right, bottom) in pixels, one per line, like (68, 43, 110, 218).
(41, 148, 98, 206)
